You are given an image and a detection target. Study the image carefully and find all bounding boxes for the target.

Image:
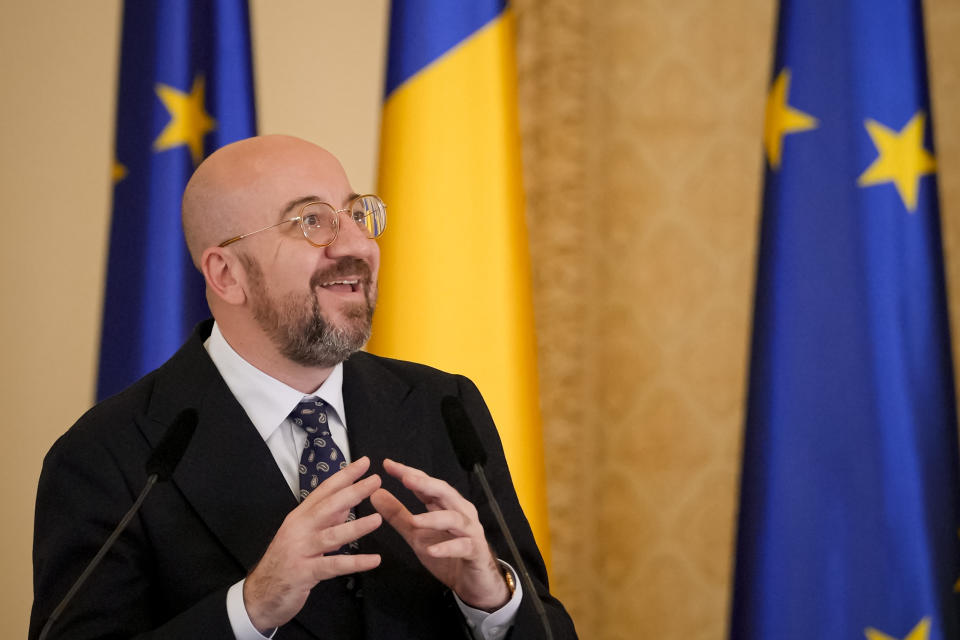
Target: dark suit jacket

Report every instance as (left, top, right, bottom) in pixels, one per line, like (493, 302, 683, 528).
(30, 321, 576, 639)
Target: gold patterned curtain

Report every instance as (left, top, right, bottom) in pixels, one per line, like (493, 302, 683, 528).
(513, 1, 960, 637)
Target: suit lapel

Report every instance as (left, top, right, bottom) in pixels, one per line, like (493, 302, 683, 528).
(137, 323, 297, 573)
(343, 353, 422, 475)
(177, 383, 298, 569)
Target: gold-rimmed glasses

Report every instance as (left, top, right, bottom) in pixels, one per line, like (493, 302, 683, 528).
(217, 194, 387, 248)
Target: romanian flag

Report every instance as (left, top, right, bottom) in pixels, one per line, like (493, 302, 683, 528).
(371, 1, 550, 555)
(97, 0, 256, 400)
(731, 1, 960, 638)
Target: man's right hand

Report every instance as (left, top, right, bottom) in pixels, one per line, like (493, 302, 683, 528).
(243, 456, 383, 633)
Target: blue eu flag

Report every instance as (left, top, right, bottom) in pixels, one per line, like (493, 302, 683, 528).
(731, 1, 960, 638)
(97, 0, 256, 400)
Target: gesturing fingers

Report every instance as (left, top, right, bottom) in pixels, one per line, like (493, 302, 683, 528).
(372, 479, 485, 561)
(424, 536, 475, 559)
(383, 458, 477, 517)
(304, 455, 373, 504)
(301, 512, 383, 557)
(371, 488, 472, 557)
(409, 509, 475, 538)
(372, 460, 509, 609)
(303, 473, 381, 527)
(308, 553, 382, 584)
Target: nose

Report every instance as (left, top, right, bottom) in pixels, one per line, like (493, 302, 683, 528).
(325, 210, 379, 264)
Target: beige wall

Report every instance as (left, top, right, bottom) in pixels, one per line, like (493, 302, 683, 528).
(1, 3, 120, 631)
(5, 2, 960, 639)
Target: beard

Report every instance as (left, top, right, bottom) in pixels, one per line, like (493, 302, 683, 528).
(242, 254, 377, 367)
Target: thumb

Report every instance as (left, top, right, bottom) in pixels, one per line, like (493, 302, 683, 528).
(370, 488, 414, 538)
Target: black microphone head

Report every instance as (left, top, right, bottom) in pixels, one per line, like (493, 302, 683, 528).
(145, 409, 198, 481)
(441, 396, 487, 471)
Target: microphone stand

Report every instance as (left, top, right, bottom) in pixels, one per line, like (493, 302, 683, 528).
(38, 474, 159, 640)
(38, 407, 197, 639)
(470, 463, 555, 640)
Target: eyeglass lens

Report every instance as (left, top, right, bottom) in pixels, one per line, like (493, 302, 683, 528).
(300, 196, 386, 246)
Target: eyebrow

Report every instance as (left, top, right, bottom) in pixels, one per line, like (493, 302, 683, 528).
(278, 195, 320, 220)
(277, 192, 363, 221)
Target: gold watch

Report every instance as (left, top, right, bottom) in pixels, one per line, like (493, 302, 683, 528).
(502, 566, 516, 597)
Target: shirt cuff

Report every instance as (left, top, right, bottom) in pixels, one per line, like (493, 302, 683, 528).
(453, 560, 523, 640)
(227, 579, 277, 640)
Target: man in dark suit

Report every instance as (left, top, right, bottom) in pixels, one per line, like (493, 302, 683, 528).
(30, 135, 576, 639)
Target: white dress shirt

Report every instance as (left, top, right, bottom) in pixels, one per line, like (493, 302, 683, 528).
(203, 323, 520, 640)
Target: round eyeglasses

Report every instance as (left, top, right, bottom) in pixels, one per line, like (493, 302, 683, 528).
(218, 194, 387, 248)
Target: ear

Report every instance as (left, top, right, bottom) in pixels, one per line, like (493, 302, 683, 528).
(200, 246, 247, 306)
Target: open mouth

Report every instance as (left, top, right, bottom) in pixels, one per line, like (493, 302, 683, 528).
(318, 279, 360, 293)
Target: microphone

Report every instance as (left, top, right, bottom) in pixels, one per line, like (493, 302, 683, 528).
(146, 408, 199, 480)
(440, 396, 554, 640)
(38, 409, 199, 640)
(441, 396, 487, 470)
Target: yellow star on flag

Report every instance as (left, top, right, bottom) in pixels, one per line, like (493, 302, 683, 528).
(153, 75, 216, 165)
(865, 617, 930, 640)
(112, 160, 127, 184)
(764, 68, 818, 170)
(857, 111, 936, 213)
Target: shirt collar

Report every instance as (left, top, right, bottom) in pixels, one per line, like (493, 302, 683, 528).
(204, 322, 347, 442)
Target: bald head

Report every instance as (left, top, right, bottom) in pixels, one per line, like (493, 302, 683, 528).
(182, 135, 352, 267)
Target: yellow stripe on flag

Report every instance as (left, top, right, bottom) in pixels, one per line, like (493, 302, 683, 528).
(372, 9, 550, 563)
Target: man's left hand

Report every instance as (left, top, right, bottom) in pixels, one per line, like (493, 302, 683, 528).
(370, 458, 511, 611)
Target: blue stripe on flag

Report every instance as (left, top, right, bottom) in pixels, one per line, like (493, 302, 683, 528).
(384, 0, 506, 97)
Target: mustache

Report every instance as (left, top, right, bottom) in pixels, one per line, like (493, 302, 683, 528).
(309, 257, 373, 289)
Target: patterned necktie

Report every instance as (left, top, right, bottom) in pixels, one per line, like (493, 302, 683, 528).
(290, 398, 359, 555)
(291, 398, 347, 500)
